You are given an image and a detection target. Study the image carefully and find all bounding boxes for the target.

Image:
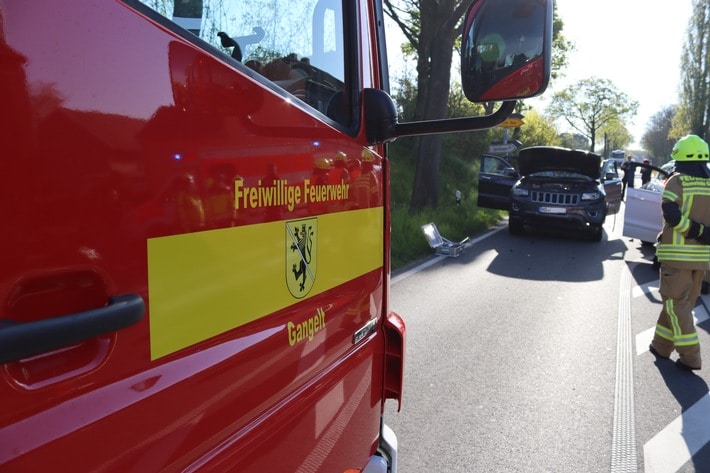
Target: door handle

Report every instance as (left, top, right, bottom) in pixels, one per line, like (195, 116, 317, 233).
(0, 294, 144, 364)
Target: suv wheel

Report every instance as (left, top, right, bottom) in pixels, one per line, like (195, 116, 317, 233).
(590, 225, 603, 242)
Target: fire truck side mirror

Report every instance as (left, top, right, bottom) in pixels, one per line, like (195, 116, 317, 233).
(365, 0, 553, 143)
(461, 0, 552, 102)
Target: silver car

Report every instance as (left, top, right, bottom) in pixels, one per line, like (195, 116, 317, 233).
(622, 161, 674, 245)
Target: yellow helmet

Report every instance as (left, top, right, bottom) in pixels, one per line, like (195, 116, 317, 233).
(671, 134, 710, 162)
(361, 149, 374, 162)
(315, 157, 333, 169)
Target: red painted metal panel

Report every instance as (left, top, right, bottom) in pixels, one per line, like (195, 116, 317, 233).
(0, 1, 397, 471)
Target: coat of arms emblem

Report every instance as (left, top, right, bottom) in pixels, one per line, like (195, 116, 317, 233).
(286, 218, 317, 298)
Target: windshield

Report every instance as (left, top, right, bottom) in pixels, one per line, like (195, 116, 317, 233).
(134, 0, 349, 125)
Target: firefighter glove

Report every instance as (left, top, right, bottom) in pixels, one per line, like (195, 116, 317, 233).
(698, 229, 710, 245)
(687, 220, 705, 240)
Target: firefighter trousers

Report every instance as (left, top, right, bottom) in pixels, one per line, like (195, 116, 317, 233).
(651, 264, 703, 369)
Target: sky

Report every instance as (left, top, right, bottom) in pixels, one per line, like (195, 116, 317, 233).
(530, 0, 694, 149)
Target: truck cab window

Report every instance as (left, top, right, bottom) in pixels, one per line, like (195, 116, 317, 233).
(133, 0, 349, 125)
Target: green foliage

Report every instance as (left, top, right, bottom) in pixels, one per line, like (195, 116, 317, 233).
(642, 105, 678, 162)
(517, 109, 561, 147)
(679, 0, 710, 138)
(391, 75, 418, 121)
(388, 134, 503, 269)
(598, 117, 633, 155)
(670, 104, 692, 140)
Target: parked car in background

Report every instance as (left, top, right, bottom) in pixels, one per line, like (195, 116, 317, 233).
(622, 161, 674, 245)
(478, 146, 622, 241)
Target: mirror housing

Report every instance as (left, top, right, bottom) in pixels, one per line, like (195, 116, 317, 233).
(461, 0, 552, 102)
(503, 167, 520, 178)
(366, 0, 553, 144)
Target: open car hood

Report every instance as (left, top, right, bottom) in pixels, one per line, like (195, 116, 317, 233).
(518, 146, 601, 179)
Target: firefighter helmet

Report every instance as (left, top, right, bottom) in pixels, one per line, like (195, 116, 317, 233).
(671, 134, 710, 162)
(315, 157, 333, 169)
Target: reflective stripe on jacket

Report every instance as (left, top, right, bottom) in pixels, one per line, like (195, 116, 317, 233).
(656, 174, 710, 269)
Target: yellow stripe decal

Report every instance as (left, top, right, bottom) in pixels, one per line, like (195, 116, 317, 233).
(147, 207, 384, 359)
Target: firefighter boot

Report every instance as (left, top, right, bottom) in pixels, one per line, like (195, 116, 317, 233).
(649, 343, 671, 359)
(677, 345, 702, 371)
(649, 336, 673, 360)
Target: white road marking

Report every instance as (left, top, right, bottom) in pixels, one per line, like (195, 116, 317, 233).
(632, 283, 658, 299)
(636, 328, 655, 357)
(643, 394, 710, 473)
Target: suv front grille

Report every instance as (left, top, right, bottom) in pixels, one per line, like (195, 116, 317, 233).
(530, 191, 578, 205)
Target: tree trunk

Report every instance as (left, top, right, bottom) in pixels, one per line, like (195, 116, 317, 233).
(410, 134, 444, 209)
(409, 12, 456, 211)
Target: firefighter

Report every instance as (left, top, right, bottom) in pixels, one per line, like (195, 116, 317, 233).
(650, 134, 710, 370)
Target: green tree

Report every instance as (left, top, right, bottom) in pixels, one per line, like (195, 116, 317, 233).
(546, 77, 638, 152)
(642, 105, 677, 163)
(677, 0, 710, 139)
(599, 117, 633, 156)
(384, 0, 470, 211)
(518, 109, 561, 147)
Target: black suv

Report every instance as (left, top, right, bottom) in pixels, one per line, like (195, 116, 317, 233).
(477, 146, 622, 241)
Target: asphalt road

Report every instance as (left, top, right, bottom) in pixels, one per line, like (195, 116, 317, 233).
(385, 208, 710, 473)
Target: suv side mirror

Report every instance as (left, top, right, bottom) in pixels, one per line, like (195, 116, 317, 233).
(503, 167, 519, 178)
(461, 0, 552, 102)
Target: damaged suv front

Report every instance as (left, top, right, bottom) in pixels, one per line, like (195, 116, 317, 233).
(477, 147, 619, 241)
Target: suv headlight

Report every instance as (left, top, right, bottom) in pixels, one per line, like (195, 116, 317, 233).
(512, 187, 529, 196)
(581, 191, 601, 200)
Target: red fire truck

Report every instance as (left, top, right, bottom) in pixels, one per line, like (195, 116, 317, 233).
(0, 0, 551, 471)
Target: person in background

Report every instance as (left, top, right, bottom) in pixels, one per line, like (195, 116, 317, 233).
(621, 155, 635, 198)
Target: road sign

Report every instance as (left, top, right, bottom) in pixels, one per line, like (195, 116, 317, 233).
(499, 117, 524, 128)
(498, 113, 524, 128)
(488, 142, 518, 154)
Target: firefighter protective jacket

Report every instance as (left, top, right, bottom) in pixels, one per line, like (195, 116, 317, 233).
(656, 171, 710, 269)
